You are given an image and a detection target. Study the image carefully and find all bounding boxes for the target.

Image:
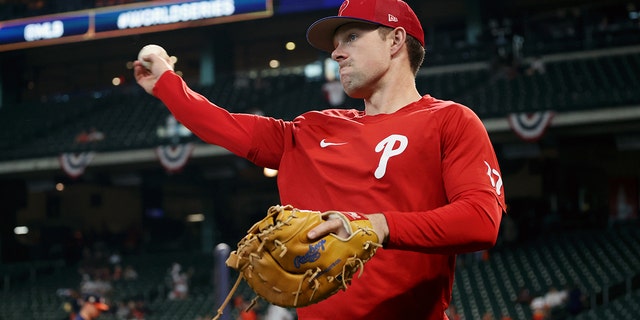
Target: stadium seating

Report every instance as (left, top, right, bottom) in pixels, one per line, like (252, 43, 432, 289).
(454, 52, 640, 118)
(2, 50, 639, 162)
(450, 223, 640, 319)
(571, 289, 640, 320)
(1, 223, 637, 319)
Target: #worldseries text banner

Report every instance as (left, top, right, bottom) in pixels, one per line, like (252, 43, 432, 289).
(0, 0, 272, 52)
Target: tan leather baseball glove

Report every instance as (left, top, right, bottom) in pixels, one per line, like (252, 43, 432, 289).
(212, 204, 380, 319)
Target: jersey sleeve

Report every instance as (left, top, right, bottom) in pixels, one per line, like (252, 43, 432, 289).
(153, 71, 287, 169)
(383, 104, 506, 254)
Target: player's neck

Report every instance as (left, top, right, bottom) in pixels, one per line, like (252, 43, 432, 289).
(364, 83, 421, 115)
(363, 65, 420, 115)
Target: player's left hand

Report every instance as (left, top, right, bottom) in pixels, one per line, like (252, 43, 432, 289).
(308, 212, 389, 244)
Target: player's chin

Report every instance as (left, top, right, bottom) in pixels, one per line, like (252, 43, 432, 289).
(340, 80, 353, 93)
(343, 85, 364, 99)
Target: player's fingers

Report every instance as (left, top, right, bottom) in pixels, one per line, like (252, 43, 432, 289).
(145, 53, 174, 73)
(133, 62, 151, 81)
(133, 63, 145, 80)
(307, 218, 348, 240)
(138, 53, 156, 68)
(133, 63, 156, 95)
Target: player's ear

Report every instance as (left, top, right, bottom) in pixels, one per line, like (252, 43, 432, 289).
(389, 27, 407, 55)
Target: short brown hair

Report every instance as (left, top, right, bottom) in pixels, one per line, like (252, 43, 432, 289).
(378, 27, 425, 75)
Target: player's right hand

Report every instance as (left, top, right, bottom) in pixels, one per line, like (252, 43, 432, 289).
(134, 53, 174, 95)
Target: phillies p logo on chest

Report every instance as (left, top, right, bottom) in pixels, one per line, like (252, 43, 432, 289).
(374, 134, 408, 179)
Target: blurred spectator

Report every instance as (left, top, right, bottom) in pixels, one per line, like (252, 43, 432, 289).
(88, 127, 105, 142)
(566, 285, 586, 316)
(157, 115, 192, 143)
(109, 251, 123, 281)
(109, 251, 122, 265)
(165, 115, 180, 143)
(528, 286, 570, 320)
(530, 294, 548, 320)
(167, 262, 189, 300)
(79, 273, 97, 294)
(233, 296, 257, 320)
(75, 127, 105, 144)
(127, 299, 149, 320)
(58, 288, 81, 318)
(112, 264, 122, 281)
(74, 294, 110, 320)
(75, 130, 90, 144)
(481, 311, 494, 320)
(515, 286, 533, 305)
(322, 78, 346, 107)
(526, 56, 546, 76)
(264, 304, 294, 320)
(123, 265, 138, 281)
(114, 300, 130, 320)
(446, 304, 462, 320)
(79, 273, 112, 297)
(544, 286, 567, 309)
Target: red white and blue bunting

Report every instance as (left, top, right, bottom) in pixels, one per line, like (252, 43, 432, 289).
(59, 152, 96, 179)
(508, 111, 555, 142)
(155, 143, 195, 173)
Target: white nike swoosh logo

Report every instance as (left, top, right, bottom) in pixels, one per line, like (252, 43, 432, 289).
(320, 139, 348, 148)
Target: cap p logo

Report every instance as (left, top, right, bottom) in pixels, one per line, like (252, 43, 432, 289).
(338, 0, 350, 16)
(306, 0, 425, 52)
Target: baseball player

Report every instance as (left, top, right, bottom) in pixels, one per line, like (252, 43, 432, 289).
(134, 0, 506, 319)
(73, 294, 109, 320)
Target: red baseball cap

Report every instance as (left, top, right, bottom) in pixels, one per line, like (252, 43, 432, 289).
(306, 0, 425, 52)
(85, 294, 110, 311)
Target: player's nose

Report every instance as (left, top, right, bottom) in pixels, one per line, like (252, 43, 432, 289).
(331, 44, 346, 62)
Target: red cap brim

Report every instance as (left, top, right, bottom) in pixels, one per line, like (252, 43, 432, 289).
(306, 16, 380, 52)
(94, 302, 110, 311)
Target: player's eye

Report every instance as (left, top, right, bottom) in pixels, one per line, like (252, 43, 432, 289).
(333, 30, 361, 48)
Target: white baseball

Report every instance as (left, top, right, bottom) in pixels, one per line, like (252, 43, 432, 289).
(138, 44, 169, 69)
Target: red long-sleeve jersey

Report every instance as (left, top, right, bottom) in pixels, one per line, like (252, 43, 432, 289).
(154, 71, 506, 320)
